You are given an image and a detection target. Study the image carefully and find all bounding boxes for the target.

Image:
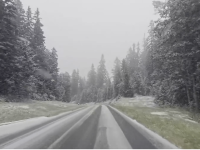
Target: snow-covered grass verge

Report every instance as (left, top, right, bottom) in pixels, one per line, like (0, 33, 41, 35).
(0, 100, 85, 124)
(112, 96, 200, 149)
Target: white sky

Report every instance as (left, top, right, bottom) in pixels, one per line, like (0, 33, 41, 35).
(21, 0, 157, 78)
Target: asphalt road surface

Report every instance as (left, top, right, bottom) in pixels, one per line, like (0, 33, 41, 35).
(0, 105, 172, 149)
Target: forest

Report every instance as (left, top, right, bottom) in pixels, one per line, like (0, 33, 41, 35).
(1, 0, 200, 113)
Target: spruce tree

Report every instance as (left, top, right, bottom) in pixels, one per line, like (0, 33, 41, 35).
(121, 59, 133, 97)
(0, 0, 18, 95)
(112, 58, 122, 97)
(96, 54, 107, 89)
(71, 70, 79, 97)
(15, 0, 25, 37)
(24, 6, 33, 42)
(87, 64, 96, 88)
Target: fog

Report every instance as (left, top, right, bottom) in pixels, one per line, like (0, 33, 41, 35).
(21, 0, 156, 77)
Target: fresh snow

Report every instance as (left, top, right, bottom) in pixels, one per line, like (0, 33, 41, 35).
(0, 117, 48, 137)
(18, 105, 30, 109)
(116, 95, 157, 108)
(151, 112, 168, 116)
(184, 119, 198, 124)
(114, 95, 199, 124)
(0, 107, 83, 138)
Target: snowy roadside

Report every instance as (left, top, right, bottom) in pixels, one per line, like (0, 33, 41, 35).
(111, 96, 200, 149)
(0, 107, 86, 138)
(0, 100, 85, 124)
(112, 96, 198, 124)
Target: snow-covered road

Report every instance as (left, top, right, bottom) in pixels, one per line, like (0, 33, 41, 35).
(0, 105, 177, 149)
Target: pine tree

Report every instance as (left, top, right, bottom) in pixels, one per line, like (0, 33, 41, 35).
(31, 8, 49, 96)
(71, 70, 79, 97)
(50, 48, 59, 78)
(105, 77, 113, 100)
(112, 57, 122, 97)
(96, 54, 107, 89)
(11, 0, 37, 99)
(80, 89, 87, 103)
(0, 0, 60, 101)
(31, 8, 45, 48)
(150, 0, 200, 111)
(24, 6, 33, 42)
(87, 64, 96, 88)
(44, 47, 59, 97)
(32, 8, 46, 68)
(145, 21, 155, 81)
(140, 34, 149, 95)
(0, 0, 4, 21)
(57, 72, 71, 102)
(121, 59, 133, 97)
(78, 77, 86, 95)
(125, 45, 141, 95)
(15, 0, 25, 37)
(0, 0, 18, 95)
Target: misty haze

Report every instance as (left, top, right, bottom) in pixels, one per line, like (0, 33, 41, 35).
(0, 0, 200, 149)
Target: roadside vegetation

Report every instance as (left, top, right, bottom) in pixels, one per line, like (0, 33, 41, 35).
(0, 98, 84, 124)
(1, 2, 200, 147)
(112, 96, 200, 149)
(1, 0, 200, 113)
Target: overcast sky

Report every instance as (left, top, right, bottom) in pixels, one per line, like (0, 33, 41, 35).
(21, 0, 157, 78)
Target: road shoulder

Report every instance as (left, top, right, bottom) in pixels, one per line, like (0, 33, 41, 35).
(108, 105, 178, 149)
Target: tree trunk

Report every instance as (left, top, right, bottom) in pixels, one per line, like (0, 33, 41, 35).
(186, 84, 191, 105)
(192, 76, 199, 112)
(185, 83, 192, 112)
(185, 68, 192, 109)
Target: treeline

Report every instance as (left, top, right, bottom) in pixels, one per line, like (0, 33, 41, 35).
(68, 48, 140, 104)
(2, 0, 200, 113)
(70, 55, 112, 103)
(149, 0, 200, 112)
(71, 0, 200, 113)
(0, 0, 70, 102)
(70, 44, 143, 104)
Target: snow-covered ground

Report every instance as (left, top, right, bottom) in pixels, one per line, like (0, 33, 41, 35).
(112, 95, 198, 124)
(150, 112, 168, 116)
(112, 96, 200, 148)
(113, 95, 156, 108)
(0, 100, 84, 124)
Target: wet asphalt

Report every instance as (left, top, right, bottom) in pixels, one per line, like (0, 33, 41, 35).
(0, 105, 156, 149)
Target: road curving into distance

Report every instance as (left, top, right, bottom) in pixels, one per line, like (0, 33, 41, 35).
(0, 105, 177, 149)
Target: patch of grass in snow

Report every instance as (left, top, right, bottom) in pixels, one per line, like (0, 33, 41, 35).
(0, 100, 85, 124)
(112, 103, 200, 149)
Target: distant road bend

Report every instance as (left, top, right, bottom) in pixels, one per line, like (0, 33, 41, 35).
(0, 105, 177, 149)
